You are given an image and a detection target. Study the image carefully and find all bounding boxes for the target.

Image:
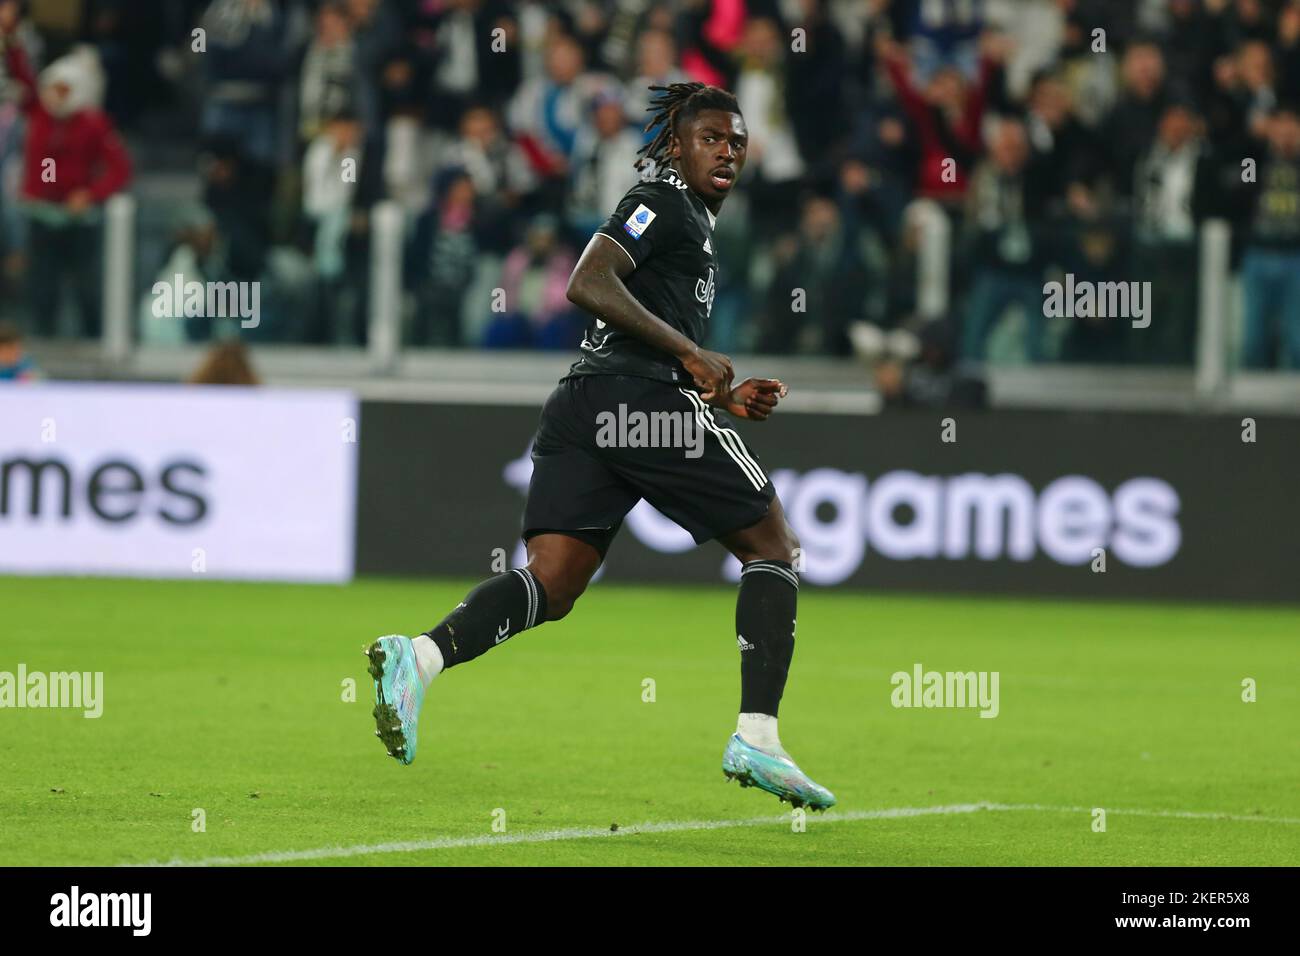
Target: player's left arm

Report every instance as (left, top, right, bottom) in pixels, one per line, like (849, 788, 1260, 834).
(713, 377, 788, 421)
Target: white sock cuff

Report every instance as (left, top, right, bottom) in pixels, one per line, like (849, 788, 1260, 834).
(740, 560, 799, 590)
(737, 712, 783, 753)
(411, 634, 444, 690)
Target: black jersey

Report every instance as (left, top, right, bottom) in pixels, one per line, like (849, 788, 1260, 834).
(566, 170, 720, 385)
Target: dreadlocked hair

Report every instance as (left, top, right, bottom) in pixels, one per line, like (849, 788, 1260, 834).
(635, 82, 741, 176)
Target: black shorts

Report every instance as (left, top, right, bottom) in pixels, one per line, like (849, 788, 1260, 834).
(523, 374, 775, 555)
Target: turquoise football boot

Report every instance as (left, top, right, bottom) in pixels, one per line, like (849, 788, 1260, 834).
(365, 635, 425, 765)
(722, 733, 836, 811)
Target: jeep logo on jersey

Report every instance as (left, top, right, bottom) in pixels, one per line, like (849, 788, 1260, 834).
(695, 267, 716, 316)
(623, 203, 656, 239)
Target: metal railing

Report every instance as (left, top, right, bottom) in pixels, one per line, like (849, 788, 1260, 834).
(20, 194, 1300, 417)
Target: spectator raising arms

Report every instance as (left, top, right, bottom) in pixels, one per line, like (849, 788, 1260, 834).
(876, 29, 1006, 207)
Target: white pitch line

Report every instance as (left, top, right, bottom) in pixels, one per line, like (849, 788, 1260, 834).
(126, 801, 1300, 868)
(997, 803, 1300, 826)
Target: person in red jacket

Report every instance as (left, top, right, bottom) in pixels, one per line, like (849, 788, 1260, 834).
(875, 31, 1008, 207)
(0, 11, 131, 338)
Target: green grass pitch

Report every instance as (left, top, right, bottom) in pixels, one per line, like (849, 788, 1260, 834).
(1, 576, 1296, 866)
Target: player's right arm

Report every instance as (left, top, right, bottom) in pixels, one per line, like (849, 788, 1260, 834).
(566, 236, 733, 398)
(567, 180, 734, 399)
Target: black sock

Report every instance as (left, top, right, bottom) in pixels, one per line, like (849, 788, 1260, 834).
(736, 560, 798, 716)
(423, 568, 549, 669)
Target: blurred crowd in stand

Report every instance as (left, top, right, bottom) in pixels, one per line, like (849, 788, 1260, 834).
(0, 0, 1297, 396)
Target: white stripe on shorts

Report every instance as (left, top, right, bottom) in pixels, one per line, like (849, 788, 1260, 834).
(678, 388, 768, 491)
